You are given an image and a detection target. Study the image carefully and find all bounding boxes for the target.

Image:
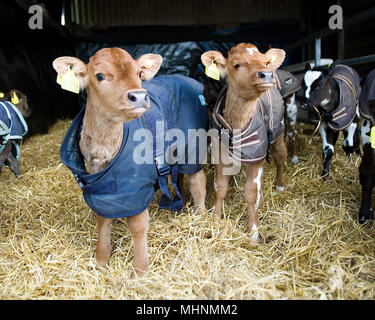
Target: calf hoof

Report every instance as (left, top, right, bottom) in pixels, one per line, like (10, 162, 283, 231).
(291, 156, 299, 165)
(276, 185, 285, 193)
(212, 208, 222, 220)
(359, 208, 374, 225)
(96, 246, 112, 268)
(96, 255, 110, 268)
(196, 205, 206, 215)
(251, 234, 261, 244)
(322, 171, 330, 182)
(248, 225, 260, 244)
(132, 265, 149, 278)
(343, 146, 354, 158)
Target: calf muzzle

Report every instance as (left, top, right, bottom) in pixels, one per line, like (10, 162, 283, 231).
(127, 90, 149, 109)
(258, 71, 274, 84)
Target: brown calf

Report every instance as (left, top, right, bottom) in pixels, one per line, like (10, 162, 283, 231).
(1, 90, 31, 118)
(0, 89, 31, 177)
(201, 43, 287, 242)
(53, 48, 206, 276)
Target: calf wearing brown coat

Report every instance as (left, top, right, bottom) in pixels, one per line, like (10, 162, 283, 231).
(201, 43, 287, 242)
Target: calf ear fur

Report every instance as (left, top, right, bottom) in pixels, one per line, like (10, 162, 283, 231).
(201, 51, 227, 78)
(53, 57, 88, 89)
(265, 49, 286, 70)
(137, 54, 163, 81)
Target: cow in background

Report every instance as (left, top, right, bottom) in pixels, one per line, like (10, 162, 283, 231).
(0, 89, 30, 177)
(358, 69, 375, 223)
(302, 63, 361, 180)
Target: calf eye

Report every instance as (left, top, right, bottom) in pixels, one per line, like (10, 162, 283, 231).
(234, 64, 241, 69)
(96, 73, 105, 82)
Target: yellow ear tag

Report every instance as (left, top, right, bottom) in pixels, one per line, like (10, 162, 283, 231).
(56, 73, 62, 86)
(143, 60, 153, 69)
(371, 127, 375, 149)
(205, 61, 220, 81)
(11, 92, 19, 105)
(60, 68, 80, 94)
(268, 56, 276, 64)
(0, 92, 4, 98)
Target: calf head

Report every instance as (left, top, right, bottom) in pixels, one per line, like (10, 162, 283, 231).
(201, 43, 285, 100)
(303, 64, 338, 114)
(53, 48, 163, 123)
(0, 89, 31, 118)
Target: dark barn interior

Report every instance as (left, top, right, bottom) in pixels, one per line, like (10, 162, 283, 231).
(1, 0, 374, 137)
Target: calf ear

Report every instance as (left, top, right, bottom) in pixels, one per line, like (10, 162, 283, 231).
(327, 61, 337, 75)
(52, 57, 88, 88)
(10, 90, 30, 118)
(137, 54, 163, 81)
(305, 63, 312, 71)
(265, 49, 286, 70)
(201, 51, 227, 78)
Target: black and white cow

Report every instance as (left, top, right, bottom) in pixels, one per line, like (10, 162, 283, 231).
(358, 69, 375, 223)
(302, 63, 361, 180)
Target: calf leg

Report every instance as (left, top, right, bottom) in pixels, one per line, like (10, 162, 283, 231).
(127, 210, 150, 277)
(319, 123, 339, 180)
(285, 94, 299, 164)
(354, 106, 362, 156)
(244, 161, 266, 243)
(188, 169, 206, 214)
(359, 172, 375, 223)
(178, 173, 185, 207)
(271, 134, 287, 192)
(6, 152, 21, 177)
(342, 115, 361, 157)
(0, 141, 12, 174)
(359, 142, 375, 223)
(213, 163, 231, 219)
(96, 215, 113, 267)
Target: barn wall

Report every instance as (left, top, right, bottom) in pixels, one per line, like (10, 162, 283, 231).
(68, 0, 301, 27)
(299, 0, 375, 76)
(0, 1, 79, 136)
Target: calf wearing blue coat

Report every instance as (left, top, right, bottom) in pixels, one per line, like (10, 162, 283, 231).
(53, 48, 208, 276)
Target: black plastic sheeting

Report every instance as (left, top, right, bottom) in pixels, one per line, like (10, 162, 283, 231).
(76, 40, 293, 76)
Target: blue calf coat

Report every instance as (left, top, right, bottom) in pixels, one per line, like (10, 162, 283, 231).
(0, 101, 28, 159)
(60, 75, 208, 219)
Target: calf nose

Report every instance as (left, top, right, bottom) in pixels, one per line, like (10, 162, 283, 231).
(258, 71, 274, 84)
(127, 90, 149, 109)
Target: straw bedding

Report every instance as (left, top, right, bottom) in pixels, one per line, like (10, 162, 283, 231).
(0, 119, 374, 300)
